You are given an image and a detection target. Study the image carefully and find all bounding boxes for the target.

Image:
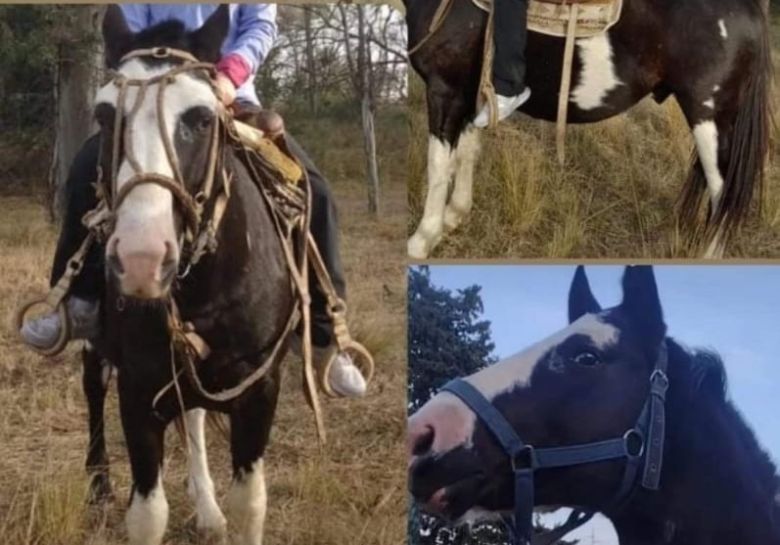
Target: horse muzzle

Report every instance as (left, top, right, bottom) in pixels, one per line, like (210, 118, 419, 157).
(107, 235, 178, 299)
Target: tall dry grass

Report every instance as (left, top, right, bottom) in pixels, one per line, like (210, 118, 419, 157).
(408, 20, 780, 258)
(0, 108, 406, 545)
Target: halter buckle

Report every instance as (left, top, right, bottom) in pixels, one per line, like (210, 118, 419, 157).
(623, 428, 645, 458)
(511, 445, 537, 472)
(152, 47, 171, 59)
(650, 369, 670, 395)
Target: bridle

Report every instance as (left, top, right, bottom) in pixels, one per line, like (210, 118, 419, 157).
(441, 340, 669, 545)
(95, 46, 229, 266)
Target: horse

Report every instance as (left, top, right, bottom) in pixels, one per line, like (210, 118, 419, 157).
(405, 0, 772, 259)
(408, 266, 780, 545)
(81, 6, 297, 544)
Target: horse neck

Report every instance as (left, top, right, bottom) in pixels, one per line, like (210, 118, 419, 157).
(612, 341, 780, 545)
(178, 150, 294, 347)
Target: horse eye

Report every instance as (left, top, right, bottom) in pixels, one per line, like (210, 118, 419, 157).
(573, 351, 600, 367)
(182, 106, 215, 132)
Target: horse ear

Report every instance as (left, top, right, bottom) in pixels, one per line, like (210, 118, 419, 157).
(621, 266, 666, 344)
(568, 266, 601, 323)
(190, 5, 230, 62)
(102, 5, 134, 69)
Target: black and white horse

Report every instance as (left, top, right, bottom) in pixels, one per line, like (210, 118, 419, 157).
(408, 266, 780, 544)
(83, 7, 295, 544)
(405, 0, 772, 258)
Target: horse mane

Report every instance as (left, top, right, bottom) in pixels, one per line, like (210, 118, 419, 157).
(667, 339, 780, 518)
(131, 20, 192, 52)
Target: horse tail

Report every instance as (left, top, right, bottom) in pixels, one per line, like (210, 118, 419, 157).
(679, 9, 772, 246)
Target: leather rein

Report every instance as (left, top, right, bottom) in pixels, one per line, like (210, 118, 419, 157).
(441, 341, 669, 545)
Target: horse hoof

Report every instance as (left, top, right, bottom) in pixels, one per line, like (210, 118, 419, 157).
(408, 234, 433, 259)
(195, 525, 228, 545)
(443, 206, 468, 233)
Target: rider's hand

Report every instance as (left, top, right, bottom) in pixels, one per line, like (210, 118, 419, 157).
(214, 72, 237, 106)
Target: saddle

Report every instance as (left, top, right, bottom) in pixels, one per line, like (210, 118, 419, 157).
(473, 0, 622, 39)
(472, 0, 623, 162)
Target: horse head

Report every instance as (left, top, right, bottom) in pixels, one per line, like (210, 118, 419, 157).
(96, 5, 229, 299)
(408, 266, 668, 523)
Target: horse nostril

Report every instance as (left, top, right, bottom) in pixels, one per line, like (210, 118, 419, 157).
(413, 425, 435, 457)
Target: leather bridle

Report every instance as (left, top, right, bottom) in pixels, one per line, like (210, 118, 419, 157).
(97, 47, 229, 265)
(441, 340, 669, 545)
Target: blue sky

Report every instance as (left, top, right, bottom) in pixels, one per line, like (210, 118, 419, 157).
(426, 265, 780, 545)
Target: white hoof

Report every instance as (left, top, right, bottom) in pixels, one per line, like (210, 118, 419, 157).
(443, 205, 469, 233)
(408, 233, 434, 259)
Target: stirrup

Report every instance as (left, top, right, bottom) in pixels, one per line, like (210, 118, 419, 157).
(14, 233, 94, 357)
(14, 298, 72, 357)
(317, 300, 376, 398)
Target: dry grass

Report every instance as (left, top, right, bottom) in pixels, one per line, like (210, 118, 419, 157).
(408, 23, 780, 258)
(0, 108, 406, 545)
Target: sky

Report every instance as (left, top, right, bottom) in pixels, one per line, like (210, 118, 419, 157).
(426, 264, 780, 545)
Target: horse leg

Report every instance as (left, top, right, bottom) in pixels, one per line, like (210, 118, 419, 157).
(118, 382, 169, 545)
(185, 408, 227, 540)
(82, 343, 113, 503)
(408, 80, 472, 258)
(226, 380, 280, 545)
(677, 30, 769, 258)
(443, 126, 481, 233)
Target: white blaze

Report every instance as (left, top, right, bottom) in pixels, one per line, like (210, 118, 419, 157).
(95, 58, 218, 258)
(418, 314, 620, 451)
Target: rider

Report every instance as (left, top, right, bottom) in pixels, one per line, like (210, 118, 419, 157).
(20, 4, 367, 398)
(473, 0, 531, 128)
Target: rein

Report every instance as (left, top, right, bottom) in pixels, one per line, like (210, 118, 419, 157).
(441, 341, 669, 545)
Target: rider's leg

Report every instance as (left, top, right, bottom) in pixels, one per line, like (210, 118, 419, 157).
(283, 133, 366, 398)
(474, 0, 532, 127)
(21, 135, 103, 349)
(234, 102, 366, 397)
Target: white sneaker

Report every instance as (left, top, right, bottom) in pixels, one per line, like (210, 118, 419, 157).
(324, 350, 367, 398)
(20, 297, 99, 350)
(473, 88, 531, 128)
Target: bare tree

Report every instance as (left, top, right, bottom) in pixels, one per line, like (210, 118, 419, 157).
(357, 5, 380, 214)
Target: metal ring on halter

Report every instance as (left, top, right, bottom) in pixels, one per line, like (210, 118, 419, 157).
(14, 298, 71, 357)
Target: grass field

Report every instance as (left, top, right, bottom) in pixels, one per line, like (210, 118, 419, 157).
(0, 107, 406, 545)
(408, 14, 780, 259)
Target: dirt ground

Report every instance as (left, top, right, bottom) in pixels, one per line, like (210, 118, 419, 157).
(0, 109, 406, 545)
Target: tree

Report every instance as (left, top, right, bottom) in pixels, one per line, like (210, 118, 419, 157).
(408, 266, 497, 413)
(50, 5, 102, 218)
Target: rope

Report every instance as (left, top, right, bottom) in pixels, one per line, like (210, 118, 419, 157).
(556, 3, 579, 165)
(407, 0, 456, 56)
(478, 4, 499, 129)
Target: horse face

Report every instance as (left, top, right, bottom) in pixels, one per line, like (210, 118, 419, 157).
(96, 5, 228, 299)
(408, 266, 666, 522)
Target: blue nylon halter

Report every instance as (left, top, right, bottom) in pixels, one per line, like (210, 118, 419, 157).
(440, 341, 669, 545)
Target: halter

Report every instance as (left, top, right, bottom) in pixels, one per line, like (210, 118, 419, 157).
(441, 341, 669, 545)
(98, 47, 227, 260)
